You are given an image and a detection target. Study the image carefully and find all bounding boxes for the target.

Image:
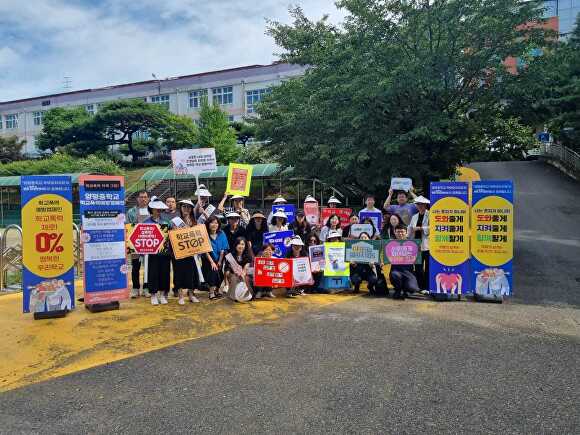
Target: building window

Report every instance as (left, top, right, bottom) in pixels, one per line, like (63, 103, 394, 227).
(227, 115, 235, 122)
(5, 114, 18, 129)
(85, 104, 95, 115)
(189, 89, 208, 108)
(212, 86, 233, 105)
(33, 111, 44, 126)
(150, 94, 170, 109)
(246, 88, 271, 114)
(41, 100, 51, 107)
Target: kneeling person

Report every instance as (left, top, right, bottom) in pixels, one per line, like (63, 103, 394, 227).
(389, 225, 420, 299)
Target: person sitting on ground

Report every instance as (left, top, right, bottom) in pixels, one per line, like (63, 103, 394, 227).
(389, 224, 421, 300)
(224, 237, 253, 302)
(286, 236, 309, 297)
(383, 188, 418, 225)
(253, 243, 277, 299)
(349, 232, 376, 294)
(306, 233, 324, 293)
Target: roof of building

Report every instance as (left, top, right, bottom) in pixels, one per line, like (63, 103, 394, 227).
(140, 163, 283, 182)
(0, 173, 83, 187)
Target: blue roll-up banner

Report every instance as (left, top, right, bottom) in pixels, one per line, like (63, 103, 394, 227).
(79, 175, 129, 305)
(21, 176, 74, 314)
(471, 181, 514, 298)
(429, 182, 470, 296)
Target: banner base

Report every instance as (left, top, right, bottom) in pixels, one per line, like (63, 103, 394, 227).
(474, 294, 503, 304)
(431, 293, 462, 302)
(34, 309, 68, 320)
(85, 301, 120, 313)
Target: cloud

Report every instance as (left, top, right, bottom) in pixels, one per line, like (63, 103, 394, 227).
(0, 0, 345, 102)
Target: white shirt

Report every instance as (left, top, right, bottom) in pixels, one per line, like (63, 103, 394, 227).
(408, 211, 429, 251)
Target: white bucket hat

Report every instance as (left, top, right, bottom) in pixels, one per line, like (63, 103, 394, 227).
(195, 184, 212, 197)
(148, 196, 168, 210)
(304, 195, 317, 203)
(327, 229, 342, 239)
(413, 195, 431, 205)
(272, 210, 287, 219)
(178, 199, 195, 207)
(231, 194, 245, 200)
(273, 196, 287, 204)
(226, 211, 241, 219)
(289, 236, 305, 246)
(328, 195, 341, 205)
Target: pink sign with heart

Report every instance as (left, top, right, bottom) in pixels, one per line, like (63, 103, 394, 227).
(385, 241, 419, 265)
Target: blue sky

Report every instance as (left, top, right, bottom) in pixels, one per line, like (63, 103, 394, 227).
(0, 0, 344, 102)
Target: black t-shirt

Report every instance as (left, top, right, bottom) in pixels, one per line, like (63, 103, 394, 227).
(225, 254, 252, 273)
(414, 213, 424, 239)
(224, 224, 247, 252)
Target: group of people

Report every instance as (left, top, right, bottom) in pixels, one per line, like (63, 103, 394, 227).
(126, 184, 431, 305)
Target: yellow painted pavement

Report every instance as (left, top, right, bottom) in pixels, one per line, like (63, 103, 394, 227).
(0, 287, 358, 393)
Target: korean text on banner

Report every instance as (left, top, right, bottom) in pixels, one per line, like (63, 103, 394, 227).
(79, 175, 128, 305)
(345, 240, 382, 264)
(272, 204, 296, 224)
(349, 224, 373, 239)
(471, 180, 514, 297)
(169, 224, 212, 259)
(429, 182, 470, 295)
(254, 257, 293, 288)
(358, 211, 382, 232)
(304, 201, 319, 225)
(308, 244, 325, 272)
(321, 207, 352, 229)
(171, 148, 217, 175)
(225, 163, 253, 196)
(264, 230, 293, 258)
(324, 242, 350, 276)
(21, 176, 74, 314)
(383, 239, 422, 265)
(390, 177, 413, 192)
(128, 224, 166, 255)
(292, 257, 314, 286)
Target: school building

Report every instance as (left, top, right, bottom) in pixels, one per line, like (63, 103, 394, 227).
(0, 63, 306, 156)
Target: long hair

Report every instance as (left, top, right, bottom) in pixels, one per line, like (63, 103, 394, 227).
(205, 215, 222, 234)
(232, 236, 251, 263)
(179, 203, 196, 224)
(325, 214, 341, 229)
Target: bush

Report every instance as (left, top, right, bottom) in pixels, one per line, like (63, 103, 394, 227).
(0, 153, 123, 176)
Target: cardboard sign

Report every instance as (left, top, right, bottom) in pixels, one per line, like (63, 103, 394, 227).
(225, 163, 253, 196)
(254, 257, 293, 288)
(349, 224, 373, 239)
(308, 245, 325, 273)
(324, 242, 350, 277)
(79, 175, 128, 305)
(292, 257, 314, 286)
(383, 239, 422, 265)
(358, 211, 382, 232)
(169, 224, 212, 259)
(171, 148, 217, 175)
(321, 207, 352, 229)
(264, 230, 293, 258)
(345, 240, 382, 264)
(272, 204, 296, 224)
(304, 201, 320, 225)
(390, 177, 413, 192)
(21, 176, 74, 314)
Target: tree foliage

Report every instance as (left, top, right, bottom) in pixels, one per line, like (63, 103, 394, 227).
(0, 135, 26, 162)
(37, 107, 90, 152)
(0, 153, 122, 176)
(231, 121, 257, 146)
(256, 0, 550, 192)
(198, 99, 239, 164)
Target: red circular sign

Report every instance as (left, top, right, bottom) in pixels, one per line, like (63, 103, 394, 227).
(129, 224, 165, 254)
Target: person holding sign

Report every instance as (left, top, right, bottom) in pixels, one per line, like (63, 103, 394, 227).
(383, 188, 418, 225)
(349, 233, 386, 295)
(223, 211, 247, 252)
(390, 225, 420, 300)
(306, 233, 324, 293)
(126, 190, 150, 298)
(407, 196, 430, 293)
(360, 217, 380, 240)
(342, 213, 359, 239)
(269, 210, 289, 232)
(217, 193, 251, 228)
(286, 236, 309, 297)
(320, 214, 341, 242)
(253, 243, 277, 299)
(193, 184, 213, 221)
(170, 200, 202, 305)
(203, 216, 228, 300)
(144, 197, 171, 306)
(224, 237, 253, 302)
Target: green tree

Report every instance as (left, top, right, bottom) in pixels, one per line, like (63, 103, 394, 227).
(231, 121, 257, 146)
(198, 99, 239, 164)
(152, 113, 199, 150)
(256, 1, 550, 192)
(0, 135, 26, 162)
(37, 107, 91, 152)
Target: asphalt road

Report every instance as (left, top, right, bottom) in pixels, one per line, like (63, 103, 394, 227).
(1, 161, 579, 434)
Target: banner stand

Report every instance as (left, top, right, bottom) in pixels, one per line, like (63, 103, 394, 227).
(85, 301, 120, 313)
(34, 309, 68, 320)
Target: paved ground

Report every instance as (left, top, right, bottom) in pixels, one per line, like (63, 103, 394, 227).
(1, 161, 579, 434)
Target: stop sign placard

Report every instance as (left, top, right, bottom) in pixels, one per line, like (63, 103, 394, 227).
(129, 224, 165, 254)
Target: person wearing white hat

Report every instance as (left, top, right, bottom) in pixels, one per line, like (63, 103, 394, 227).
(194, 184, 214, 222)
(224, 211, 247, 252)
(266, 196, 288, 224)
(268, 210, 289, 232)
(144, 197, 171, 306)
(327, 195, 341, 206)
(326, 229, 343, 242)
(169, 199, 202, 305)
(285, 236, 308, 297)
(217, 193, 250, 228)
(304, 195, 316, 203)
(407, 195, 431, 294)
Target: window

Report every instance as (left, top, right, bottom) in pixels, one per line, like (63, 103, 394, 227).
(150, 94, 170, 109)
(33, 111, 44, 126)
(227, 115, 235, 122)
(212, 86, 233, 105)
(85, 104, 95, 115)
(246, 88, 271, 114)
(5, 114, 18, 129)
(189, 89, 208, 108)
(41, 100, 51, 107)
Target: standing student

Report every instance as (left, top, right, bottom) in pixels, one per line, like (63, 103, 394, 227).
(126, 190, 150, 298)
(144, 196, 171, 306)
(224, 212, 247, 252)
(224, 237, 253, 302)
(358, 194, 382, 214)
(171, 200, 202, 305)
(246, 212, 268, 257)
(253, 243, 277, 299)
(342, 214, 359, 239)
(193, 184, 213, 221)
(383, 188, 418, 225)
(286, 236, 308, 297)
(269, 210, 289, 232)
(320, 214, 341, 242)
(203, 215, 228, 300)
(390, 225, 421, 299)
(290, 210, 312, 243)
(382, 213, 404, 239)
(327, 195, 341, 207)
(408, 196, 430, 294)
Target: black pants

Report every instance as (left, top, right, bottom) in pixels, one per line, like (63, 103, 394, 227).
(414, 250, 430, 291)
(351, 272, 378, 292)
(147, 255, 171, 295)
(390, 268, 420, 294)
(131, 256, 141, 289)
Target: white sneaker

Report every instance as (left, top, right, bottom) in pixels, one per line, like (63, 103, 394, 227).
(143, 289, 151, 298)
(151, 294, 159, 305)
(159, 294, 168, 305)
(178, 297, 185, 305)
(130, 288, 139, 299)
(267, 291, 276, 298)
(189, 295, 200, 303)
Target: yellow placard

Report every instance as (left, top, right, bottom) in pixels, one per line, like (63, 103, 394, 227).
(471, 195, 513, 266)
(225, 163, 253, 196)
(169, 225, 213, 259)
(429, 196, 470, 267)
(22, 193, 74, 278)
(324, 242, 350, 277)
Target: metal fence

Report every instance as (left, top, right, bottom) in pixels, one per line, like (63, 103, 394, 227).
(539, 143, 580, 175)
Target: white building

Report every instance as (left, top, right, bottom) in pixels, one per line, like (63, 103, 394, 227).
(0, 62, 306, 155)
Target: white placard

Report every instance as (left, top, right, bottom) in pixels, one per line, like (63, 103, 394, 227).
(292, 257, 314, 285)
(390, 177, 413, 192)
(172, 148, 217, 176)
(83, 241, 126, 262)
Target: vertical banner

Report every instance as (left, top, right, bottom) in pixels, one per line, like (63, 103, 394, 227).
(429, 182, 470, 295)
(21, 176, 74, 314)
(225, 163, 253, 196)
(79, 175, 129, 305)
(471, 181, 514, 297)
